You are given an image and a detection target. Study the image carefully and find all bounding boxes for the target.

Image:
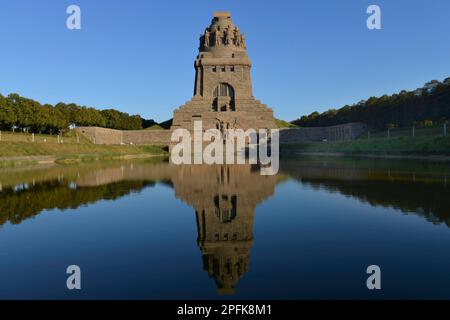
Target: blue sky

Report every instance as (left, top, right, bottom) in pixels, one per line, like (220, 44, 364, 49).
(0, 0, 449, 122)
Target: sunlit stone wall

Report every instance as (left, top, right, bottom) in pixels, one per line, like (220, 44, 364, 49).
(75, 127, 171, 146)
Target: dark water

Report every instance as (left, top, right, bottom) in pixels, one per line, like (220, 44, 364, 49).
(0, 157, 449, 299)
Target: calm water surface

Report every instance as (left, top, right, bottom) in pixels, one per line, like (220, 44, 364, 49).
(0, 157, 449, 299)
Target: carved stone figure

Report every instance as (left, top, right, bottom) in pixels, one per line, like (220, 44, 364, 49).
(204, 30, 210, 47)
(215, 30, 222, 46)
(234, 28, 241, 46)
(225, 29, 232, 46)
(240, 34, 246, 48)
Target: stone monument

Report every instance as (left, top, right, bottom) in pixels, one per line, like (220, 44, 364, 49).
(171, 12, 276, 137)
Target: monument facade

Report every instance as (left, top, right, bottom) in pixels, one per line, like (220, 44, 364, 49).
(171, 12, 276, 136)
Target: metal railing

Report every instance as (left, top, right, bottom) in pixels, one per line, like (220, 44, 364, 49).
(364, 124, 448, 140)
(0, 131, 81, 144)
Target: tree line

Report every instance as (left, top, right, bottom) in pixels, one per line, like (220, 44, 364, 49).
(292, 79, 450, 130)
(0, 93, 156, 133)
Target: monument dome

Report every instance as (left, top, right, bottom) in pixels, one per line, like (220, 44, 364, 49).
(199, 12, 245, 54)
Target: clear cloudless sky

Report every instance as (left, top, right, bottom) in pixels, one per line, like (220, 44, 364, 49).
(0, 0, 449, 122)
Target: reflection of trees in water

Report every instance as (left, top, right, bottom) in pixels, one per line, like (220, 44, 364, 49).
(281, 159, 450, 227)
(0, 180, 154, 226)
(302, 179, 450, 227)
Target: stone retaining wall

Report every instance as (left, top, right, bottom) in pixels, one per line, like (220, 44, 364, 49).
(75, 127, 171, 146)
(122, 130, 171, 145)
(76, 122, 366, 146)
(75, 127, 123, 145)
(279, 122, 367, 144)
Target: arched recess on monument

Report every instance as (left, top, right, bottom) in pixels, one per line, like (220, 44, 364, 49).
(213, 83, 235, 112)
(214, 194, 237, 223)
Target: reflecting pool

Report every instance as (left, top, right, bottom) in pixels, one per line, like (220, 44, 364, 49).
(0, 157, 449, 299)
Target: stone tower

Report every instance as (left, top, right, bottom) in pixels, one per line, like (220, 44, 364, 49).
(171, 12, 276, 134)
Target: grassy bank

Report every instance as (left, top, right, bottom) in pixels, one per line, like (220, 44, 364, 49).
(0, 143, 167, 166)
(0, 131, 167, 166)
(281, 136, 450, 157)
(0, 141, 166, 158)
(275, 118, 296, 128)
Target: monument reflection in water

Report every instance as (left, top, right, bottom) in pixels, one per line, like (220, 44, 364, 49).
(173, 165, 275, 294)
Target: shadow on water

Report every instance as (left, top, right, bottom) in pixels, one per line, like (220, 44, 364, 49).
(0, 156, 449, 296)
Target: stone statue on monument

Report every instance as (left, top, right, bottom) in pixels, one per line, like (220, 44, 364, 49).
(225, 29, 232, 46)
(240, 34, 246, 49)
(234, 28, 241, 46)
(204, 30, 210, 47)
(215, 30, 222, 46)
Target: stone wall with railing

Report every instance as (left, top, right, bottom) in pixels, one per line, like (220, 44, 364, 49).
(279, 122, 367, 143)
(76, 122, 367, 146)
